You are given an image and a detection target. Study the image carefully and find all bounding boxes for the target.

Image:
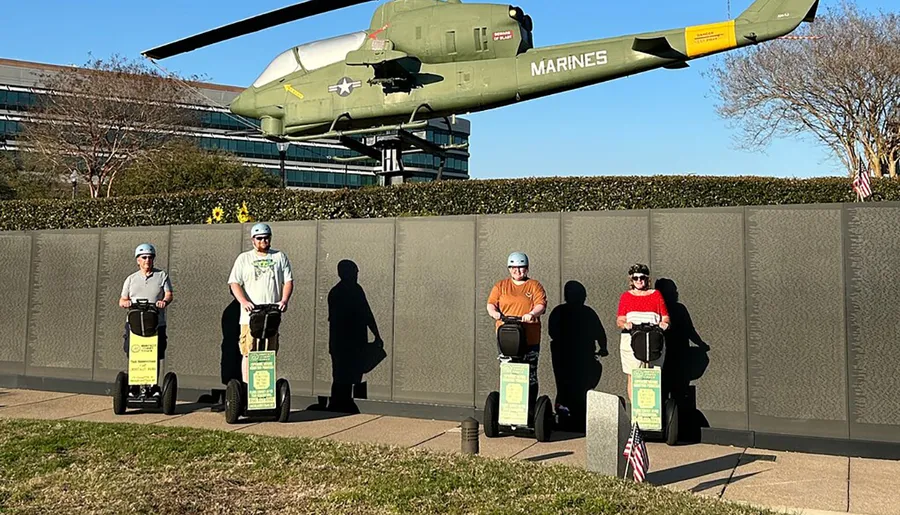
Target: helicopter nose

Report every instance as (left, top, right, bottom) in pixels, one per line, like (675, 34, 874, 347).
(229, 89, 256, 117)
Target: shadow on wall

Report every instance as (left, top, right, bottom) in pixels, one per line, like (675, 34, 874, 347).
(548, 280, 608, 433)
(655, 277, 711, 443)
(221, 289, 242, 388)
(312, 259, 386, 415)
(204, 289, 242, 410)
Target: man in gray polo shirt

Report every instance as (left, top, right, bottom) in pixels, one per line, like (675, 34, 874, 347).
(120, 243, 173, 394)
(228, 223, 293, 383)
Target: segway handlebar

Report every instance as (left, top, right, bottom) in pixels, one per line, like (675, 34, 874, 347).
(499, 315, 522, 323)
(629, 322, 661, 332)
(129, 299, 159, 313)
(251, 303, 282, 314)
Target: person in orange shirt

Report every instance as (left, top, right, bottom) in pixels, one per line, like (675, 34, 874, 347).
(487, 252, 547, 421)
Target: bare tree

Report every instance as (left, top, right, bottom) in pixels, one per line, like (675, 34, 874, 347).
(708, 1, 900, 178)
(886, 119, 900, 178)
(19, 54, 202, 197)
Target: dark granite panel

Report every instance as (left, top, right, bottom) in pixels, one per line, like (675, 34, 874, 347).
(746, 207, 847, 438)
(393, 216, 475, 405)
(314, 219, 395, 401)
(560, 211, 650, 399)
(0, 232, 32, 374)
(165, 225, 242, 390)
(846, 205, 900, 442)
(651, 209, 748, 430)
(26, 231, 100, 380)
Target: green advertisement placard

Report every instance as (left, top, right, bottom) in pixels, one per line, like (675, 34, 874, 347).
(499, 362, 530, 426)
(128, 334, 158, 386)
(631, 367, 662, 431)
(248, 351, 276, 410)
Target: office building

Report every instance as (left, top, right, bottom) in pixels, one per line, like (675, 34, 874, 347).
(0, 57, 470, 190)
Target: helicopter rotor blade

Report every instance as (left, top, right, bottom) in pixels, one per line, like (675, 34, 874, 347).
(142, 0, 376, 60)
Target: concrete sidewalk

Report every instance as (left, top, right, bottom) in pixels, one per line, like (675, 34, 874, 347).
(1, 387, 897, 515)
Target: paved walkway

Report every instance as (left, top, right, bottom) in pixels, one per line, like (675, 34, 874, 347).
(1, 387, 898, 515)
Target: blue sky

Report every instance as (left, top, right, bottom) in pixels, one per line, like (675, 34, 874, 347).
(2, 0, 894, 180)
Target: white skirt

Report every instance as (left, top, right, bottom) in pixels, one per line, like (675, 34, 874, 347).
(619, 332, 665, 374)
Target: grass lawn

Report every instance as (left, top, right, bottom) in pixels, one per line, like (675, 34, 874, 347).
(0, 418, 776, 514)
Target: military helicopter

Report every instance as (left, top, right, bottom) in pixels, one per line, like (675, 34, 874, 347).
(143, 0, 818, 177)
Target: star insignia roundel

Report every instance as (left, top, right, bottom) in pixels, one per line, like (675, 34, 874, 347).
(328, 77, 362, 97)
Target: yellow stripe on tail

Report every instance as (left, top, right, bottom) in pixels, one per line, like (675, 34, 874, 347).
(684, 20, 737, 57)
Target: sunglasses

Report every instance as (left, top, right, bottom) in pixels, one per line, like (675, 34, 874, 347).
(631, 275, 647, 281)
(254, 236, 270, 241)
(138, 255, 155, 260)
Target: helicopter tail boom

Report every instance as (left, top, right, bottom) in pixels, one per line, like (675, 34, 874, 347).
(513, 0, 817, 101)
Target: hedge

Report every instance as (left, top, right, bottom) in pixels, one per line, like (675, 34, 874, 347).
(0, 175, 897, 231)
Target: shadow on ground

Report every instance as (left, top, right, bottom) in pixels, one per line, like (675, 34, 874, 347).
(688, 471, 766, 494)
(647, 453, 776, 488)
(524, 451, 574, 463)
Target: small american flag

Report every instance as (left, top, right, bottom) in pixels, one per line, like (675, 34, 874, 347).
(852, 160, 872, 200)
(623, 422, 649, 482)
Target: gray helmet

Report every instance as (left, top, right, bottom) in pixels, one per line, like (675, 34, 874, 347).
(134, 243, 156, 257)
(250, 223, 272, 238)
(507, 252, 529, 267)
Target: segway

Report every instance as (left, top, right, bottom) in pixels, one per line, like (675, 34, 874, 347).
(484, 315, 554, 442)
(629, 322, 679, 445)
(113, 299, 177, 415)
(225, 304, 291, 424)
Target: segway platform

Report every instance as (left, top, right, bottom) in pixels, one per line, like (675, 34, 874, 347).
(225, 304, 291, 424)
(484, 316, 553, 442)
(629, 323, 679, 445)
(113, 300, 177, 415)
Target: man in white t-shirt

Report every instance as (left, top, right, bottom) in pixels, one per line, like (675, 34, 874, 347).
(227, 223, 293, 382)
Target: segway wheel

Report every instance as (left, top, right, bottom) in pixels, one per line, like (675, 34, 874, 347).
(484, 391, 500, 438)
(162, 372, 177, 415)
(113, 371, 128, 415)
(276, 378, 291, 423)
(225, 379, 242, 424)
(665, 397, 679, 446)
(534, 395, 553, 442)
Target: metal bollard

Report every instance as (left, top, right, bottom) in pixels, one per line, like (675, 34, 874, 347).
(461, 417, 479, 455)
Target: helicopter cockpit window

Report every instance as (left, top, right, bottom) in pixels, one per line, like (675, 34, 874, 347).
(296, 31, 367, 72)
(252, 48, 302, 88)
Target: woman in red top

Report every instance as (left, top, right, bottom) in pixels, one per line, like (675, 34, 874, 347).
(616, 263, 670, 401)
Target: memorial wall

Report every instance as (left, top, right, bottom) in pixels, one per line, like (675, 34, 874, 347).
(1, 202, 898, 449)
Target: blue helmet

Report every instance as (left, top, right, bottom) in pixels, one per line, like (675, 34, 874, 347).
(507, 252, 529, 267)
(134, 243, 156, 257)
(250, 223, 272, 238)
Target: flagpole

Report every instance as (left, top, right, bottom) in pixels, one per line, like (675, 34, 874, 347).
(623, 451, 631, 480)
(853, 158, 864, 203)
(623, 422, 637, 480)
(623, 423, 632, 480)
